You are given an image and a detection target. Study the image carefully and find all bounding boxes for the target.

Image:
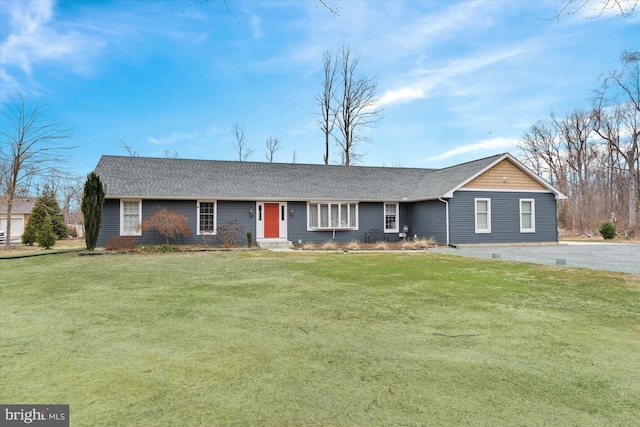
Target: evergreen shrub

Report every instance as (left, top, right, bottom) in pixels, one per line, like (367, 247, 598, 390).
(599, 220, 616, 239)
(36, 216, 57, 249)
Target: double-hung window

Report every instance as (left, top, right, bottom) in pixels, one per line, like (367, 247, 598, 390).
(475, 198, 491, 233)
(384, 203, 399, 232)
(520, 199, 535, 233)
(308, 202, 358, 229)
(197, 201, 216, 235)
(121, 200, 142, 236)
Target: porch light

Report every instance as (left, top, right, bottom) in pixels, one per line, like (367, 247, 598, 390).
(289, 207, 294, 217)
(249, 207, 255, 217)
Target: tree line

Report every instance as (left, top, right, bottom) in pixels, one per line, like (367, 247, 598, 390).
(519, 51, 639, 235)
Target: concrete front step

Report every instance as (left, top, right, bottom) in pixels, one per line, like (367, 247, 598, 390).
(257, 239, 294, 250)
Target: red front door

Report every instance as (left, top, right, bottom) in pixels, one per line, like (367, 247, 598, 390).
(264, 203, 280, 238)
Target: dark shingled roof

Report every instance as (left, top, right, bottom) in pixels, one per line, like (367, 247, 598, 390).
(93, 153, 512, 201)
(0, 197, 36, 213)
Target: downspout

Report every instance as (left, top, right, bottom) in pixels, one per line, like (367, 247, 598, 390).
(438, 197, 450, 246)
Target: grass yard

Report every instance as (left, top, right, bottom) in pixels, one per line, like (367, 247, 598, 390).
(1, 251, 639, 426)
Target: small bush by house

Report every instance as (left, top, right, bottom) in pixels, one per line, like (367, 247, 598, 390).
(599, 221, 616, 239)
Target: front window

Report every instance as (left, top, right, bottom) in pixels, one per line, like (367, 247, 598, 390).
(121, 200, 142, 236)
(198, 201, 216, 235)
(475, 198, 491, 233)
(308, 202, 358, 229)
(384, 203, 398, 232)
(520, 199, 535, 233)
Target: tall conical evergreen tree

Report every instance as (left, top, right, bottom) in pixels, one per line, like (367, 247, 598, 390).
(81, 172, 106, 251)
(40, 185, 68, 239)
(36, 215, 57, 249)
(23, 184, 67, 248)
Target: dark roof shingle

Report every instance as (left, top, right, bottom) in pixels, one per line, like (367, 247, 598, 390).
(0, 197, 37, 213)
(94, 153, 509, 201)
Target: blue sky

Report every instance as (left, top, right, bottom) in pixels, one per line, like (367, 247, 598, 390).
(1, 0, 638, 178)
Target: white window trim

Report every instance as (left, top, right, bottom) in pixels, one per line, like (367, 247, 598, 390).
(307, 201, 359, 230)
(384, 202, 399, 233)
(474, 198, 491, 234)
(520, 199, 536, 233)
(197, 200, 217, 235)
(120, 199, 142, 236)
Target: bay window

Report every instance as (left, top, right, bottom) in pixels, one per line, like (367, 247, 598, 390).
(308, 202, 358, 229)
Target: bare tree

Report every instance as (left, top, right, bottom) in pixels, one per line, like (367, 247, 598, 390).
(61, 177, 84, 225)
(231, 123, 253, 161)
(120, 138, 138, 157)
(559, 109, 599, 233)
(0, 92, 73, 249)
(593, 51, 640, 233)
(550, 0, 638, 21)
(520, 116, 570, 228)
(41, 174, 84, 224)
(316, 50, 338, 165)
(519, 110, 602, 234)
(520, 52, 640, 236)
(163, 149, 180, 158)
(333, 45, 382, 165)
(264, 136, 282, 163)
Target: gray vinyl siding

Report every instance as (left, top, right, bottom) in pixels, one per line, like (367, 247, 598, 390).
(96, 199, 257, 247)
(217, 201, 257, 246)
(448, 191, 558, 244)
(286, 201, 311, 243)
(97, 192, 558, 247)
(98, 199, 401, 246)
(408, 200, 447, 244)
(140, 200, 198, 245)
(97, 198, 121, 247)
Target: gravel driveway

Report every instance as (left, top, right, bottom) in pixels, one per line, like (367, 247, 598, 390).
(430, 242, 640, 275)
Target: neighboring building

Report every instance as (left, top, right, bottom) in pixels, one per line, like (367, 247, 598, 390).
(93, 153, 566, 248)
(0, 197, 36, 242)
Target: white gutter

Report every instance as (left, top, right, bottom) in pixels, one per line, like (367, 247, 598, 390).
(438, 197, 450, 246)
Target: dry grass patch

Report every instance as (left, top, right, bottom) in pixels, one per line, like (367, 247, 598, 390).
(321, 240, 338, 250)
(400, 240, 416, 250)
(374, 241, 388, 250)
(401, 237, 437, 250)
(345, 239, 361, 250)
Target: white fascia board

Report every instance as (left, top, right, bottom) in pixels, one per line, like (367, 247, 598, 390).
(442, 153, 567, 200)
(105, 195, 421, 202)
(507, 156, 567, 200)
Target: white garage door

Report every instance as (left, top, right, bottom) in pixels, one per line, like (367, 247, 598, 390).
(0, 216, 24, 239)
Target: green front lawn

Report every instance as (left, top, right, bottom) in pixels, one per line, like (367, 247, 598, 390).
(1, 251, 638, 426)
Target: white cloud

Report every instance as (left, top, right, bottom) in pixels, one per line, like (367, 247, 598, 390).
(0, 0, 104, 85)
(147, 128, 222, 145)
(430, 137, 518, 161)
(377, 46, 528, 108)
(377, 86, 425, 107)
(251, 15, 264, 39)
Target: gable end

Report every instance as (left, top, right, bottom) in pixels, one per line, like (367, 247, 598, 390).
(462, 159, 546, 191)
